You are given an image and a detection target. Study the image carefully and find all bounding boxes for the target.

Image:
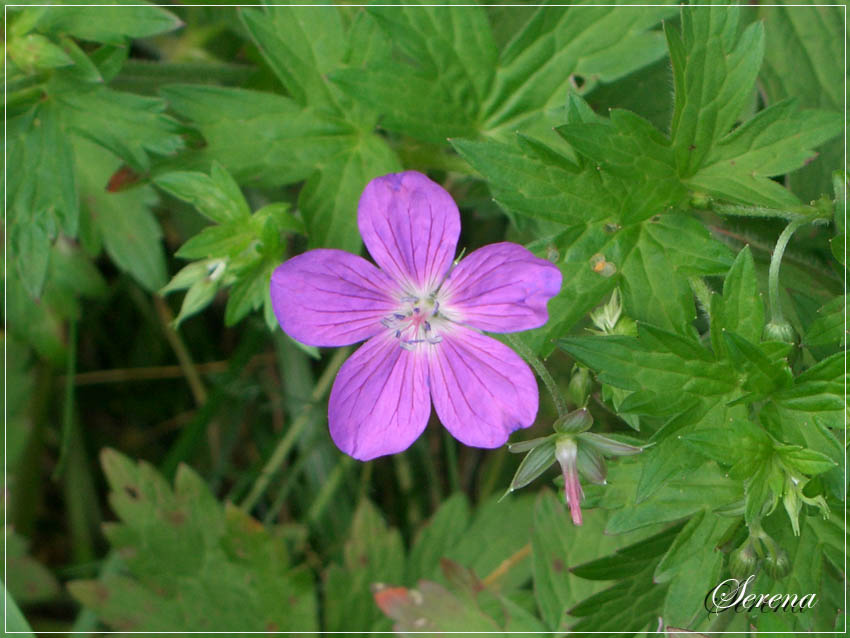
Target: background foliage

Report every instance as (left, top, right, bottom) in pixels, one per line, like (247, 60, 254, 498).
(4, 1, 846, 635)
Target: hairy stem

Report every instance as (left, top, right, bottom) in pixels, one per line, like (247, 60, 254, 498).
(481, 542, 531, 589)
(503, 333, 568, 419)
(768, 219, 807, 323)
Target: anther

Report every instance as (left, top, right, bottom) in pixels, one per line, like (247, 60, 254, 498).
(395, 330, 401, 338)
(424, 321, 431, 332)
(394, 313, 405, 320)
(413, 307, 420, 314)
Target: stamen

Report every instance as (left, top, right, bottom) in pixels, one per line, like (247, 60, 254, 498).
(394, 313, 406, 320)
(413, 307, 420, 314)
(395, 330, 401, 338)
(424, 321, 431, 332)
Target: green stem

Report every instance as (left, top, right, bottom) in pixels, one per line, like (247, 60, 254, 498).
(53, 320, 77, 480)
(240, 346, 350, 512)
(503, 333, 568, 419)
(306, 456, 354, 524)
(768, 219, 806, 323)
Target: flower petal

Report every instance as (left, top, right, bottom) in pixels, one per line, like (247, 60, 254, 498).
(358, 171, 460, 293)
(440, 242, 562, 332)
(329, 333, 431, 461)
(270, 249, 398, 347)
(428, 326, 538, 448)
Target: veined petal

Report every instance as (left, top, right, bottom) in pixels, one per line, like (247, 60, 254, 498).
(270, 249, 398, 347)
(440, 242, 562, 333)
(358, 171, 460, 293)
(329, 333, 431, 461)
(428, 326, 538, 448)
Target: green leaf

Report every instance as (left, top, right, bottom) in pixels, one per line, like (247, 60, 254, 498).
(560, 324, 735, 398)
(569, 560, 667, 634)
(4, 529, 61, 604)
(532, 490, 660, 631)
(594, 458, 742, 534)
(803, 295, 846, 347)
(69, 449, 317, 632)
(451, 136, 612, 225)
(759, 1, 844, 202)
(332, 2, 496, 143)
(686, 99, 842, 208)
(324, 499, 404, 632)
(8, 102, 78, 297)
(667, 4, 765, 177)
(712, 245, 765, 350)
(298, 133, 400, 252)
(407, 493, 471, 583)
(35, 1, 182, 44)
(8, 33, 73, 72)
(723, 331, 793, 398)
(776, 446, 837, 477)
(155, 166, 251, 224)
(59, 86, 184, 172)
(160, 85, 350, 187)
(240, 4, 346, 109)
(75, 139, 167, 292)
(654, 510, 730, 629)
(483, 5, 676, 137)
(556, 107, 684, 223)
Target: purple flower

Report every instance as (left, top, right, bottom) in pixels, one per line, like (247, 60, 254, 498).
(270, 171, 562, 461)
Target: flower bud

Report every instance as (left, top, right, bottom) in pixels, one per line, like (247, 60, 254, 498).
(728, 541, 759, 580)
(763, 547, 791, 580)
(567, 366, 592, 408)
(763, 319, 796, 344)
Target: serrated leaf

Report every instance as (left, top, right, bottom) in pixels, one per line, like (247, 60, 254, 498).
(155, 168, 250, 224)
(75, 138, 167, 292)
(686, 99, 841, 208)
(532, 491, 657, 631)
(723, 331, 793, 397)
(560, 324, 735, 397)
(759, 1, 844, 202)
(298, 133, 400, 252)
(60, 86, 183, 172)
(668, 4, 765, 177)
(556, 107, 684, 223)
(712, 246, 765, 350)
(483, 4, 676, 137)
(8, 33, 73, 72)
(35, 1, 182, 44)
(240, 4, 345, 110)
(8, 102, 77, 297)
(160, 85, 350, 187)
(331, 2, 496, 143)
(594, 458, 742, 534)
(803, 295, 846, 347)
(70, 449, 317, 632)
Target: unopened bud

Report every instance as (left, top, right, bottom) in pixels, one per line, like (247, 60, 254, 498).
(728, 541, 759, 580)
(763, 319, 796, 344)
(567, 366, 592, 407)
(763, 547, 791, 580)
(553, 408, 593, 434)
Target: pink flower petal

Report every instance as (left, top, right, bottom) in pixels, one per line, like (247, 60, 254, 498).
(270, 249, 399, 347)
(441, 242, 562, 333)
(358, 171, 460, 293)
(428, 326, 538, 448)
(328, 333, 431, 461)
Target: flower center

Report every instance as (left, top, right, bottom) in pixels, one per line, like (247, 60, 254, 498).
(381, 292, 450, 350)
